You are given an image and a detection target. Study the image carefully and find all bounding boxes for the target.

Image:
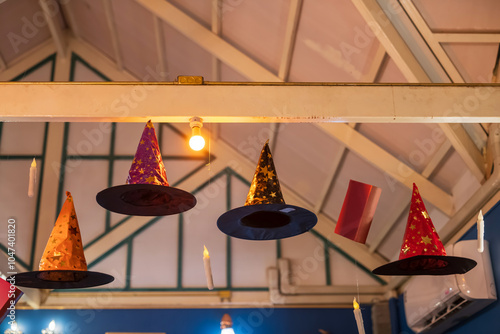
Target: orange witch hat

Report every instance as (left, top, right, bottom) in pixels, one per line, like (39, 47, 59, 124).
(217, 141, 317, 240)
(96, 120, 196, 216)
(372, 184, 476, 276)
(9, 192, 114, 289)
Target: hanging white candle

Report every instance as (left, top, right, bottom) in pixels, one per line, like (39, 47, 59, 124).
(477, 210, 484, 253)
(353, 298, 366, 334)
(203, 245, 214, 290)
(28, 158, 37, 197)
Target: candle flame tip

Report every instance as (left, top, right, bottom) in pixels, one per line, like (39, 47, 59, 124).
(353, 297, 359, 309)
(31, 158, 36, 167)
(203, 245, 209, 258)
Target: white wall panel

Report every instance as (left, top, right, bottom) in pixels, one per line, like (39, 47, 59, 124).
(130, 215, 179, 288)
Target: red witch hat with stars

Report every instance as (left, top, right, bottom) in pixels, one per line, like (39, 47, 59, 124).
(9, 192, 114, 289)
(372, 183, 476, 276)
(96, 120, 196, 216)
(217, 140, 317, 240)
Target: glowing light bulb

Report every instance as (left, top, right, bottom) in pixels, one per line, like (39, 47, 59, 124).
(189, 117, 205, 151)
(48, 320, 55, 331)
(189, 133, 205, 151)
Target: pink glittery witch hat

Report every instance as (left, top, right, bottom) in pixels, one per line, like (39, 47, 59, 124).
(96, 121, 196, 216)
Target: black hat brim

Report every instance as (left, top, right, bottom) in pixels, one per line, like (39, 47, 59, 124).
(372, 255, 477, 276)
(217, 203, 317, 240)
(8, 270, 115, 289)
(96, 184, 196, 216)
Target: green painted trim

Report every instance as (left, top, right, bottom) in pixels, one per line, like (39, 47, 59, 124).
(276, 239, 282, 259)
(56, 123, 70, 216)
(0, 155, 43, 160)
(58, 287, 269, 293)
(88, 216, 162, 268)
(50, 53, 56, 81)
(324, 240, 331, 286)
(177, 214, 183, 289)
(125, 239, 133, 290)
(83, 216, 132, 250)
(70, 52, 111, 82)
(29, 123, 49, 269)
(227, 168, 251, 186)
(171, 161, 209, 187)
(105, 123, 117, 231)
(310, 230, 386, 285)
(0, 122, 3, 144)
(165, 123, 187, 139)
(226, 172, 232, 288)
(0, 244, 30, 270)
(10, 53, 56, 82)
(189, 167, 228, 195)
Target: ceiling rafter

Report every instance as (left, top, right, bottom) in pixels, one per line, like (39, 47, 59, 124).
(39, 0, 67, 58)
(102, 0, 123, 70)
(434, 33, 500, 44)
(398, 0, 464, 83)
(211, 0, 222, 81)
(350, 0, 487, 185)
(0, 39, 55, 81)
(349, 0, 430, 83)
(136, 0, 281, 82)
(0, 53, 6, 71)
(278, 0, 303, 81)
(153, 16, 168, 80)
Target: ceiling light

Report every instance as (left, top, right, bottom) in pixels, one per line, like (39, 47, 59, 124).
(189, 116, 205, 151)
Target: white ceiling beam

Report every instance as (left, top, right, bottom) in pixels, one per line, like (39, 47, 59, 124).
(136, 0, 281, 82)
(102, 0, 123, 70)
(0, 40, 56, 81)
(278, 0, 303, 81)
(439, 124, 485, 182)
(153, 16, 168, 80)
(39, 0, 67, 58)
(349, 0, 431, 83)
(368, 140, 452, 253)
(434, 33, 500, 43)
(398, 0, 463, 83)
(211, 0, 222, 81)
(2, 83, 499, 123)
(317, 123, 454, 216)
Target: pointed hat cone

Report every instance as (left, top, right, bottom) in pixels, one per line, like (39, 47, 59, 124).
(372, 184, 476, 276)
(9, 192, 114, 289)
(96, 120, 196, 216)
(217, 141, 317, 240)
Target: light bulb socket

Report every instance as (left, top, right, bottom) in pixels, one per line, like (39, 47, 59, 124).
(189, 116, 203, 130)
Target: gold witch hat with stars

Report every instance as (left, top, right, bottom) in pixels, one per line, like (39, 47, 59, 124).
(372, 183, 476, 276)
(217, 140, 317, 240)
(96, 120, 196, 216)
(9, 192, 114, 289)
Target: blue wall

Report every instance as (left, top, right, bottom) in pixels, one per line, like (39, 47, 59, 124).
(396, 200, 500, 334)
(0, 306, 373, 334)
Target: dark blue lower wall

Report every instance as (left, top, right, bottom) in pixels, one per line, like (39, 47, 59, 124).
(396, 200, 500, 334)
(0, 306, 373, 334)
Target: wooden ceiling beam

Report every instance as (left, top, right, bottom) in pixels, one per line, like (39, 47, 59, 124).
(278, 0, 303, 81)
